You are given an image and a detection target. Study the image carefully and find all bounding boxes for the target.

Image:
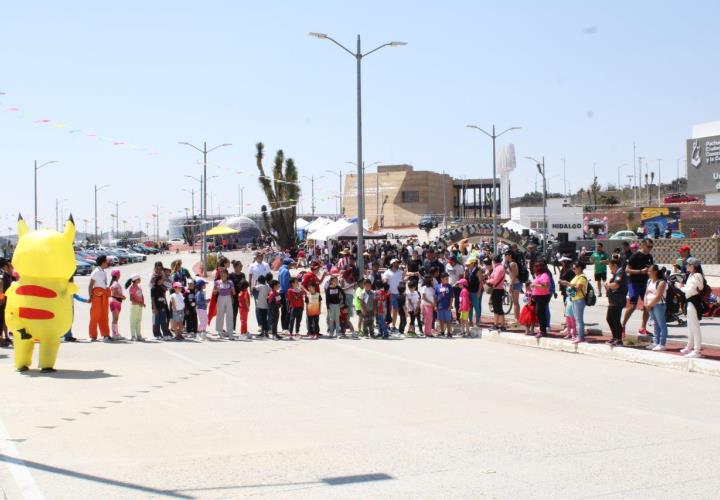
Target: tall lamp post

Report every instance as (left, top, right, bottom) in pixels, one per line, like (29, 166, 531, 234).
(325, 169, 344, 217)
(34, 160, 59, 229)
(179, 141, 231, 276)
(525, 156, 547, 255)
(346, 161, 382, 226)
(182, 188, 195, 217)
(108, 200, 126, 239)
(94, 184, 110, 244)
(301, 175, 324, 217)
(466, 124, 521, 253)
(310, 31, 406, 273)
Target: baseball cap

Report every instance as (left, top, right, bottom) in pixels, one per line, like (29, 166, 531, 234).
(686, 257, 701, 267)
(678, 245, 691, 253)
(172, 281, 183, 289)
(390, 258, 400, 265)
(283, 258, 295, 265)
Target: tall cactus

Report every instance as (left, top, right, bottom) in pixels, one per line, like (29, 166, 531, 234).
(255, 142, 300, 248)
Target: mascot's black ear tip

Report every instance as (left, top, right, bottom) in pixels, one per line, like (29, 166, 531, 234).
(18, 213, 23, 221)
(68, 213, 74, 224)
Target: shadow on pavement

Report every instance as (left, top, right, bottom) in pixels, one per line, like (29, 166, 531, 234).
(0, 454, 191, 498)
(19, 369, 117, 380)
(176, 472, 394, 493)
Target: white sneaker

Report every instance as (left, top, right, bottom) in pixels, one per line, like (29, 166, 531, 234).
(680, 347, 692, 354)
(645, 343, 656, 350)
(651, 345, 666, 351)
(684, 351, 702, 358)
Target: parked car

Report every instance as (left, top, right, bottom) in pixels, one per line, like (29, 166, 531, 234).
(75, 259, 92, 276)
(609, 230, 637, 240)
(418, 214, 440, 232)
(664, 193, 699, 204)
(168, 238, 185, 246)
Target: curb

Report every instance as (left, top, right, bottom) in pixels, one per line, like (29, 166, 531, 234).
(480, 328, 720, 377)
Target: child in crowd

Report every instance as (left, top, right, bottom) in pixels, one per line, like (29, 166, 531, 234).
(126, 274, 145, 341)
(170, 282, 186, 340)
(195, 280, 208, 339)
(306, 282, 322, 339)
(519, 282, 538, 335)
(286, 278, 304, 340)
(238, 280, 251, 339)
(397, 284, 407, 335)
(435, 273, 453, 337)
(267, 279, 282, 340)
(255, 275, 270, 336)
(457, 278, 471, 337)
(354, 281, 364, 332)
(375, 283, 389, 338)
(184, 280, 198, 337)
(109, 269, 125, 340)
(151, 276, 171, 340)
(405, 281, 421, 337)
(421, 276, 436, 337)
(325, 276, 345, 337)
(563, 285, 577, 341)
(361, 279, 375, 337)
(339, 304, 355, 337)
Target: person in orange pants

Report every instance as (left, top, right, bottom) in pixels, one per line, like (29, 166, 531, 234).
(88, 255, 111, 341)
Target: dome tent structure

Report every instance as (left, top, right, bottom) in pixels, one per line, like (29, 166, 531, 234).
(207, 216, 261, 245)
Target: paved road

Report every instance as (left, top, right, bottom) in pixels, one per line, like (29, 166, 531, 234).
(1, 252, 720, 498)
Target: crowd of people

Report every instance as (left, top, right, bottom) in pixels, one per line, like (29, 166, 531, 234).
(0, 236, 711, 359)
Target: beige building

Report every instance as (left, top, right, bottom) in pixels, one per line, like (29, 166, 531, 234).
(343, 164, 502, 227)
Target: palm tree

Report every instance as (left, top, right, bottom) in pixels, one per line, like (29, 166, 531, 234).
(255, 142, 300, 248)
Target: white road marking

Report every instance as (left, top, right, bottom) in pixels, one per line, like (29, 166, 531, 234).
(0, 419, 45, 500)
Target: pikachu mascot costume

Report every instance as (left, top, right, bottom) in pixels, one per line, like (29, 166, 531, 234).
(6, 215, 78, 372)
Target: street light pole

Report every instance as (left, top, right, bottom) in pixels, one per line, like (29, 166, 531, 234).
(182, 188, 195, 218)
(34, 160, 59, 229)
(466, 124, 521, 253)
(325, 169, 343, 217)
(179, 141, 231, 276)
(94, 184, 110, 244)
(526, 156, 547, 255)
(310, 31, 406, 274)
(301, 175, 323, 217)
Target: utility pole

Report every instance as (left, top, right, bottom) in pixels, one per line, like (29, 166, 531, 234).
(633, 142, 637, 207)
(561, 156, 567, 197)
(657, 158, 663, 205)
(238, 186, 244, 215)
(638, 156, 645, 206)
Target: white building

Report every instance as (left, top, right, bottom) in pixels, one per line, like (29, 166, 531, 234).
(511, 199, 584, 242)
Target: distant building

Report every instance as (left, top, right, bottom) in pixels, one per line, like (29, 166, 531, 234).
(343, 164, 499, 227)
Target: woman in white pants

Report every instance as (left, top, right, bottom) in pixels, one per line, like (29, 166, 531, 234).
(214, 269, 236, 339)
(677, 257, 705, 358)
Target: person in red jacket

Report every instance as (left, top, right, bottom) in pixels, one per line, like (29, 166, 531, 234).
(286, 278, 305, 340)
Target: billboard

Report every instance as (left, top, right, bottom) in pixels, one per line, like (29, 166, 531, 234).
(640, 207, 681, 233)
(686, 134, 720, 194)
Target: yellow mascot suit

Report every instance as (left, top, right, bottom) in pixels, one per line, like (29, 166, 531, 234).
(6, 215, 78, 372)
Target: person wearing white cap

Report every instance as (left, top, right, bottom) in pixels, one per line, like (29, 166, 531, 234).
(126, 273, 145, 341)
(382, 258, 404, 332)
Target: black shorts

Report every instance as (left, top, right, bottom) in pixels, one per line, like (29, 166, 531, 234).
(594, 271, 606, 282)
(491, 289, 505, 315)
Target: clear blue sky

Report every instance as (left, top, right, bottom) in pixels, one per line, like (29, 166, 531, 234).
(1, 1, 717, 235)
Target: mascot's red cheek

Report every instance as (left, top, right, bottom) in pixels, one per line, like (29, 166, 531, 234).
(18, 307, 55, 320)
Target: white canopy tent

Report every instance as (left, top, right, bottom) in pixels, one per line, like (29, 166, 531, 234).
(296, 217, 311, 230)
(502, 220, 538, 236)
(307, 219, 352, 241)
(304, 217, 333, 233)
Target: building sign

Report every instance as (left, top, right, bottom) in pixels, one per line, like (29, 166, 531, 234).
(687, 134, 720, 194)
(551, 223, 582, 229)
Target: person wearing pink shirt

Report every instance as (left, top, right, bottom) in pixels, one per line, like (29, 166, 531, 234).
(530, 262, 552, 337)
(487, 255, 507, 330)
(456, 278, 471, 336)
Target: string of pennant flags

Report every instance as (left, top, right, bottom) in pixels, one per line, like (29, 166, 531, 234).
(0, 97, 160, 157)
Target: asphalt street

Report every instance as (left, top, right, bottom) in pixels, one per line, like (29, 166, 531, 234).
(1, 251, 720, 498)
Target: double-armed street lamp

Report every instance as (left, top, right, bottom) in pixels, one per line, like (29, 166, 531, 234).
(179, 142, 231, 276)
(310, 31, 406, 273)
(466, 125, 521, 253)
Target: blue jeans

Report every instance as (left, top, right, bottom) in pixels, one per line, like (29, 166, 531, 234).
(572, 299, 586, 340)
(650, 302, 668, 346)
(376, 314, 388, 336)
(469, 292, 482, 325)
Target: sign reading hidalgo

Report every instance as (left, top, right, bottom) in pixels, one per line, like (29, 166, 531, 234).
(687, 134, 720, 194)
